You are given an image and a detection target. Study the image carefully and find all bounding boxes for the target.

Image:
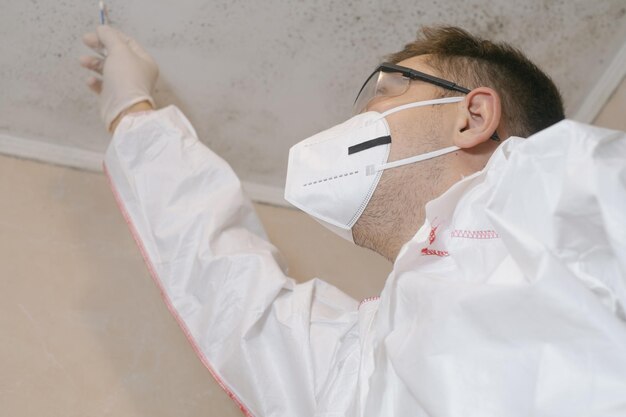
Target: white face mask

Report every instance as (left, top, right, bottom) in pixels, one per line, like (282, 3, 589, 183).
(284, 96, 464, 242)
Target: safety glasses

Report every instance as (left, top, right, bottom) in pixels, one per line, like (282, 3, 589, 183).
(353, 62, 471, 115)
(353, 62, 499, 141)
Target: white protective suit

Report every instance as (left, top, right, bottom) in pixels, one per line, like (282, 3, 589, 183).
(103, 105, 626, 417)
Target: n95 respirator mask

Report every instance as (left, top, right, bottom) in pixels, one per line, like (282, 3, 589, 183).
(284, 96, 464, 242)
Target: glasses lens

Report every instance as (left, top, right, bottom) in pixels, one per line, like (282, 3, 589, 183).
(353, 70, 410, 114)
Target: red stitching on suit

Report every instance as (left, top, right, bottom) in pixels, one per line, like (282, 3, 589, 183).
(358, 296, 380, 309)
(427, 225, 438, 244)
(420, 224, 449, 257)
(451, 229, 499, 239)
(420, 248, 449, 257)
(103, 162, 256, 417)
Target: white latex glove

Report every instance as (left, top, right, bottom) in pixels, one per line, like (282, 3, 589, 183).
(80, 25, 158, 132)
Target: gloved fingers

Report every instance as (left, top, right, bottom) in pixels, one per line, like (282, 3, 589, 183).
(86, 76, 102, 94)
(79, 55, 104, 75)
(82, 32, 106, 56)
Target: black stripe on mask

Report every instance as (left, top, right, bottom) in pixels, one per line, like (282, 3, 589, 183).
(348, 135, 392, 155)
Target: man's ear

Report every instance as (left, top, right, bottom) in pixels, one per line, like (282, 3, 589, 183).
(453, 87, 501, 149)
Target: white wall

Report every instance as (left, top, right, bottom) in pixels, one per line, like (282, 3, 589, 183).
(0, 152, 389, 416)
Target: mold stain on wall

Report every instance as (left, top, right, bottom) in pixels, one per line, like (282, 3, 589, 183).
(0, 0, 625, 187)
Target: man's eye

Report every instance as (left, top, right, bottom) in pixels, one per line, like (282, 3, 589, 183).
(376, 86, 388, 95)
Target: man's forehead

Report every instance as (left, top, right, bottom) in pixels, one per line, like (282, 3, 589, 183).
(395, 54, 437, 76)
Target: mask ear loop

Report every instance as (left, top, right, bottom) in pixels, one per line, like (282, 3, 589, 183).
(378, 96, 465, 119)
(365, 96, 467, 176)
(366, 145, 461, 176)
(379, 96, 501, 141)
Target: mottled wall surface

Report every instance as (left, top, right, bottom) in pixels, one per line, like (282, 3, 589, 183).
(1, 0, 625, 187)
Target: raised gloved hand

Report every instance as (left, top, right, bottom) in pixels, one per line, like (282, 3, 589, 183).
(79, 25, 159, 132)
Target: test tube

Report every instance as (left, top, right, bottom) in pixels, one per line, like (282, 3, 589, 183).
(99, 1, 108, 25)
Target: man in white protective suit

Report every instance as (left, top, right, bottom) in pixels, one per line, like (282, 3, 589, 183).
(79, 24, 626, 417)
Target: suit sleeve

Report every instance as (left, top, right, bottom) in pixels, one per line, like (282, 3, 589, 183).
(103, 105, 359, 417)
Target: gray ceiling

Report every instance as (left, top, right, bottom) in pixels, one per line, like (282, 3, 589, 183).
(1, 0, 625, 188)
